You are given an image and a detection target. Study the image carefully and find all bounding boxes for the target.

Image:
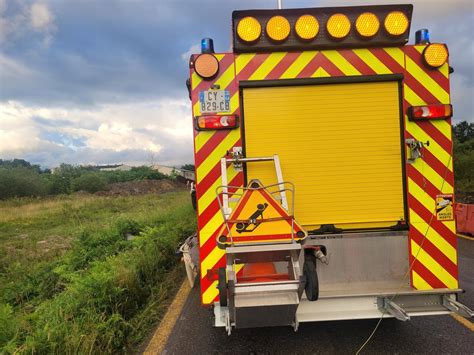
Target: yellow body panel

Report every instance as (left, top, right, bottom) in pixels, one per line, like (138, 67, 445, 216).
(243, 81, 405, 229)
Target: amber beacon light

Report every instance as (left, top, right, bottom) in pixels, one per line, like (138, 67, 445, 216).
(384, 11, 409, 36)
(295, 14, 319, 40)
(232, 5, 413, 52)
(266, 16, 291, 42)
(423, 44, 449, 68)
(194, 54, 219, 79)
(237, 16, 261, 42)
(356, 12, 380, 38)
(326, 14, 351, 39)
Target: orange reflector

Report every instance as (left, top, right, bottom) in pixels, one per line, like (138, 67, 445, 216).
(266, 15, 291, 42)
(423, 44, 449, 68)
(356, 12, 380, 38)
(194, 54, 219, 79)
(295, 14, 319, 40)
(326, 13, 351, 39)
(409, 104, 452, 120)
(196, 115, 237, 130)
(240, 263, 287, 283)
(384, 11, 409, 36)
(237, 16, 261, 43)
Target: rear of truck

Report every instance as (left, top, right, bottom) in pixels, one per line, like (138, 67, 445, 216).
(187, 4, 473, 332)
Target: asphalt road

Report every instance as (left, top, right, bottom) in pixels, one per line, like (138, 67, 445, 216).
(163, 237, 473, 354)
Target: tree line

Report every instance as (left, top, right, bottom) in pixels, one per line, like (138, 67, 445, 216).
(453, 121, 474, 192)
(0, 162, 168, 199)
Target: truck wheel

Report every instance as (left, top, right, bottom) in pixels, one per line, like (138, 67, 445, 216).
(218, 267, 228, 307)
(191, 190, 197, 210)
(304, 253, 319, 301)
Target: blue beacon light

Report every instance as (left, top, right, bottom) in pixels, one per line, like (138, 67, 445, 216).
(415, 29, 430, 45)
(201, 38, 215, 54)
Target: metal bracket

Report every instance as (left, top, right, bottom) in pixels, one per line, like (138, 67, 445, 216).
(228, 147, 243, 171)
(220, 153, 289, 218)
(406, 138, 430, 164)
(443, 295, 474, 318)
(225, 308, 232, 335)
(380, 298, 410, 321)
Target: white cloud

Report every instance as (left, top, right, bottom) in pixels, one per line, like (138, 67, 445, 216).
(0, 102, 42, 154)
(0, 98, 194, 167)
(30, 2, 53, 31)
(181, 43, 200, 62)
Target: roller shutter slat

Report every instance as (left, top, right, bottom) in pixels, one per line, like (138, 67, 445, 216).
(243, 81, 405, 229)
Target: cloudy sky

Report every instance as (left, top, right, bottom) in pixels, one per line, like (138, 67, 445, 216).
(0, 0, 473, 168)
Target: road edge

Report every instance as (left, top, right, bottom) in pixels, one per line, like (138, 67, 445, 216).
(143, 279, 191, 354)
(457, 233, 474, 241)
(450, 313, 474, 332)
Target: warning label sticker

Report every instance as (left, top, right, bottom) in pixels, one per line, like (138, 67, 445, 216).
(436, 194, 454, 221)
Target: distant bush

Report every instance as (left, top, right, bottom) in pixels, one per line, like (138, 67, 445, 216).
(72, 173, 108, 193)
(0, 167, 49, 199)
(103, 166, 166, 183)
(454, 137, 474, 192)
(0, 160, 172, 199)
(44, 173, 70, 195)
(0, 158, 41, 173)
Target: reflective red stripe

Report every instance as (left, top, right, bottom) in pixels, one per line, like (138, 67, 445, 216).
(410, 227, 458, 279)
(340, 49, 376, 75)
(265, 52, 301, 79)
(408, 193, 457, 248)
(412, 259, 448, 288)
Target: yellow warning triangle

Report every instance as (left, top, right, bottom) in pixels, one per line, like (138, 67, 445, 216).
(218, 181, 307, 245)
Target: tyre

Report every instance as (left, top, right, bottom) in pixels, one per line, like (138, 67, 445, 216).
(304, 253, 319, 301)
(218, 267, 228, 307)
(191, 190, 197, 210)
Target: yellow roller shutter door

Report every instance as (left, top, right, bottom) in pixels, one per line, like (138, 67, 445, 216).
(243, 81, 405, 230)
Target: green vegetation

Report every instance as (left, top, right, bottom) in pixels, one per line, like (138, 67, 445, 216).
(453, 121, 474, 193)
(71, 172, 108, 193)
(0, 192, 196, 353)
(0, 161, 167, 198)
(0, 168, 50, 199)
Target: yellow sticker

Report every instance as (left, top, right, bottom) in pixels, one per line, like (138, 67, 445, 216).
(436, 194, 454, 221)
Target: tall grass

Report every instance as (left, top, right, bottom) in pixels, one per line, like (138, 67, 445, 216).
(0, 192, 196, 353)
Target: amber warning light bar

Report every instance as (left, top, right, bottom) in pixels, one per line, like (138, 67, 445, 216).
(232, 4, 413, 53)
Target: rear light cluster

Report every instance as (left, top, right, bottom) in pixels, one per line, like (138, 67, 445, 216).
(196, 115, 238, 130)
(408, 104, 452, 120)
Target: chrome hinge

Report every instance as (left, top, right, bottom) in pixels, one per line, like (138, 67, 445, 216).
(406, 138, 430, 164)
(443, 295, 474, 318)
(380, 298, 410, 321)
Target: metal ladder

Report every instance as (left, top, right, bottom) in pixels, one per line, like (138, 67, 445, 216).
(215, 152, 306, 333)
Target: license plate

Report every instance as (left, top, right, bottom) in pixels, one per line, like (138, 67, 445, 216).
(199, 90, 230, 113)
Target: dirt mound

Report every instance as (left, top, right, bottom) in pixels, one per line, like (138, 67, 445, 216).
(96, 179, 183, 196)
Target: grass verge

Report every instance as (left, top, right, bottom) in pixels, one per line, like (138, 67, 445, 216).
(0, 191, 195, 353)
